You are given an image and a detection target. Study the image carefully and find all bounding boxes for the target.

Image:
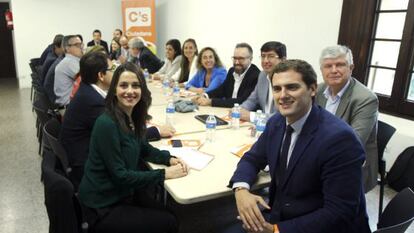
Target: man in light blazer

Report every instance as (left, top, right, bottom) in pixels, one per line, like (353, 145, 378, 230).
(227, 59, 370, 233)
(240, 41, 286, 121)
(316, 45, 379, 192)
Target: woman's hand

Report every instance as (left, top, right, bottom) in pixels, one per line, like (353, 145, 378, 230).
(165, 158, 189, 179)
(158, 124, 176, 138)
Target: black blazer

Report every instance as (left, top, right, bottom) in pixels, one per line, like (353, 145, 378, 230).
(60, 83, 160, 168)
(207, 64, 260, 108)
(87, 40, 109, 54)
(139, 47, 164, 74)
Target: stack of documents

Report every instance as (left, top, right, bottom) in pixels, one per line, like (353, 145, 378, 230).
(160, 146, 214, 170)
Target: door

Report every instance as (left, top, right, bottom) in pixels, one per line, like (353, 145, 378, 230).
(0, 3, 16, 78)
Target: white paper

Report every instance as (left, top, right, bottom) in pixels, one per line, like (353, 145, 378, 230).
(160, 146, 214, 170)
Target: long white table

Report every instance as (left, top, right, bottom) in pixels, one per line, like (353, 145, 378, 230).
(146, 81, 271, 204)
(149, 127, 271, 204)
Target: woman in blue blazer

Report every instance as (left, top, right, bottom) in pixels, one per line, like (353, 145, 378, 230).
(185, 47, 226, 93)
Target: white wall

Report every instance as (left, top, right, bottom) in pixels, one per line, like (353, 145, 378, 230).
(10, 0, 414, 168)
(155, 0, 343, 83)
(10, 0, 122, 88)
(154, 0, 414, 169)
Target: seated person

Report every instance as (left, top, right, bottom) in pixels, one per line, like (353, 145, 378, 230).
(61, 52, 175, 190)
(40, 34, 64, 86)
(79, 62, 188, 233)
(86, 29, 109, 54)
(128, 37, 164, 74)
(192, 43, 260, 108)
(185, 47, 226, 94)
(40, 34, 63, 65)
(109, 37, 121, 61)
(171, 38, 198, 86)
(226, 59, 370, 233)
(152, 39, 182, 80)
(240, 41, 287, 122)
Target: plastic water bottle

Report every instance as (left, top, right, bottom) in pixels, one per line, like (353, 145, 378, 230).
(173, 81, 180, 101)
(205, 115, 217, 143)
(255, 111, 266, 139)
(231, 103, 240, 130)
(143, 69, 150, 82)
(166, 100, 175, 126)
(162, 77, 171, 96)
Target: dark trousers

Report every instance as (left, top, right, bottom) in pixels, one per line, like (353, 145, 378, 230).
(88, 191, 178, 233)
(221, 212, 272, 233)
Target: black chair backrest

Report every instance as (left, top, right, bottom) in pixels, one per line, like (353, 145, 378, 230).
(29, 58, 41, 73)
(43, 119, 71, 175)
(33, 99, 52, 127)
(42, 150, 80, 233)
(376, 187, 414, 232)
(377, 120, 396, 160)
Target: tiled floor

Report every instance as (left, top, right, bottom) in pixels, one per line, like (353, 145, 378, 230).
(0, 78, 412, 233)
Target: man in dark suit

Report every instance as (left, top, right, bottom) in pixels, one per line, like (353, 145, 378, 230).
(60, 52, 113, 189)
(227, 59, 370, 233)
(86, 29, 109, 54)
(40, 34, 64, 86)
(60, 52, 174, 189)
(192, 43, 260, 108)
(127, 37, 164, 74)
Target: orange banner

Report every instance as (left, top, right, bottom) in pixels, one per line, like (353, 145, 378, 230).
(121, 0, 156, 45)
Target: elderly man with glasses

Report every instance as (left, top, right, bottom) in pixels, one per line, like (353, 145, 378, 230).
(192, 43, 260, 108)
(239, 41, 287, 122)
(54, 35, 84, 107)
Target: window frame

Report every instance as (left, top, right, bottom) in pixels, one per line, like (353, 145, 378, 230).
(338, 0, 414, 119)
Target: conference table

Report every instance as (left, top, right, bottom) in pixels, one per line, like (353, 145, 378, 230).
(147, 82, 271, 204)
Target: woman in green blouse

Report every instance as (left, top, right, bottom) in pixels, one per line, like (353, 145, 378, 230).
(79, 62, 188, 233)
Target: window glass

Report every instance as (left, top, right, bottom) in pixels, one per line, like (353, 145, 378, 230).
(375, 12, 407, 39)
(408, 72, 414, 101)
(380, 0, 409, 10)
(370, 41, 401, 68)
(368, 68, 395, 96)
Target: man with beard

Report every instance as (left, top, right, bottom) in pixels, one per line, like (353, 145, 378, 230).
(192, 43, 260, 108)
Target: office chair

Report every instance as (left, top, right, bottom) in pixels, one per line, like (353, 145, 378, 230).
(33, 99, 53, 155)
(43, 118, 71, 176)
(374, 187, 414, 233)
(377, 120, 397, 220)
(42, 150, 88, 233)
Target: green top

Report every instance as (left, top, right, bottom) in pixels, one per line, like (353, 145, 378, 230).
(79, 112, 171, 208)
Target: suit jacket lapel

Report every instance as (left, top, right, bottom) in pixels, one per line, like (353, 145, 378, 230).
(281, 105, 319, 189)
(335, 78, 355, 118)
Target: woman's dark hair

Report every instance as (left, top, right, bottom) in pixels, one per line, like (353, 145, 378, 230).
(166, 39, 181, 60)
(110, 37, 121, 60)
(105, 62, 152, 138)
(196, 47, 223, 70)
(178, 38, 198, 83)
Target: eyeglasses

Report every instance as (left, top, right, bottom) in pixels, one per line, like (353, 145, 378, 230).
(68, 42, 84, 48)
(106, 63, 119, 72)
(260, 54, 279, 60)
(232, 56, 250, 62)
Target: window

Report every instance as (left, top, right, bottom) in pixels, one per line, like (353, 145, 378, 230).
(338, 0, 414, 118)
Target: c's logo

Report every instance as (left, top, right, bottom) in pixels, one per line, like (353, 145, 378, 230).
(126, 7, 151, 28)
